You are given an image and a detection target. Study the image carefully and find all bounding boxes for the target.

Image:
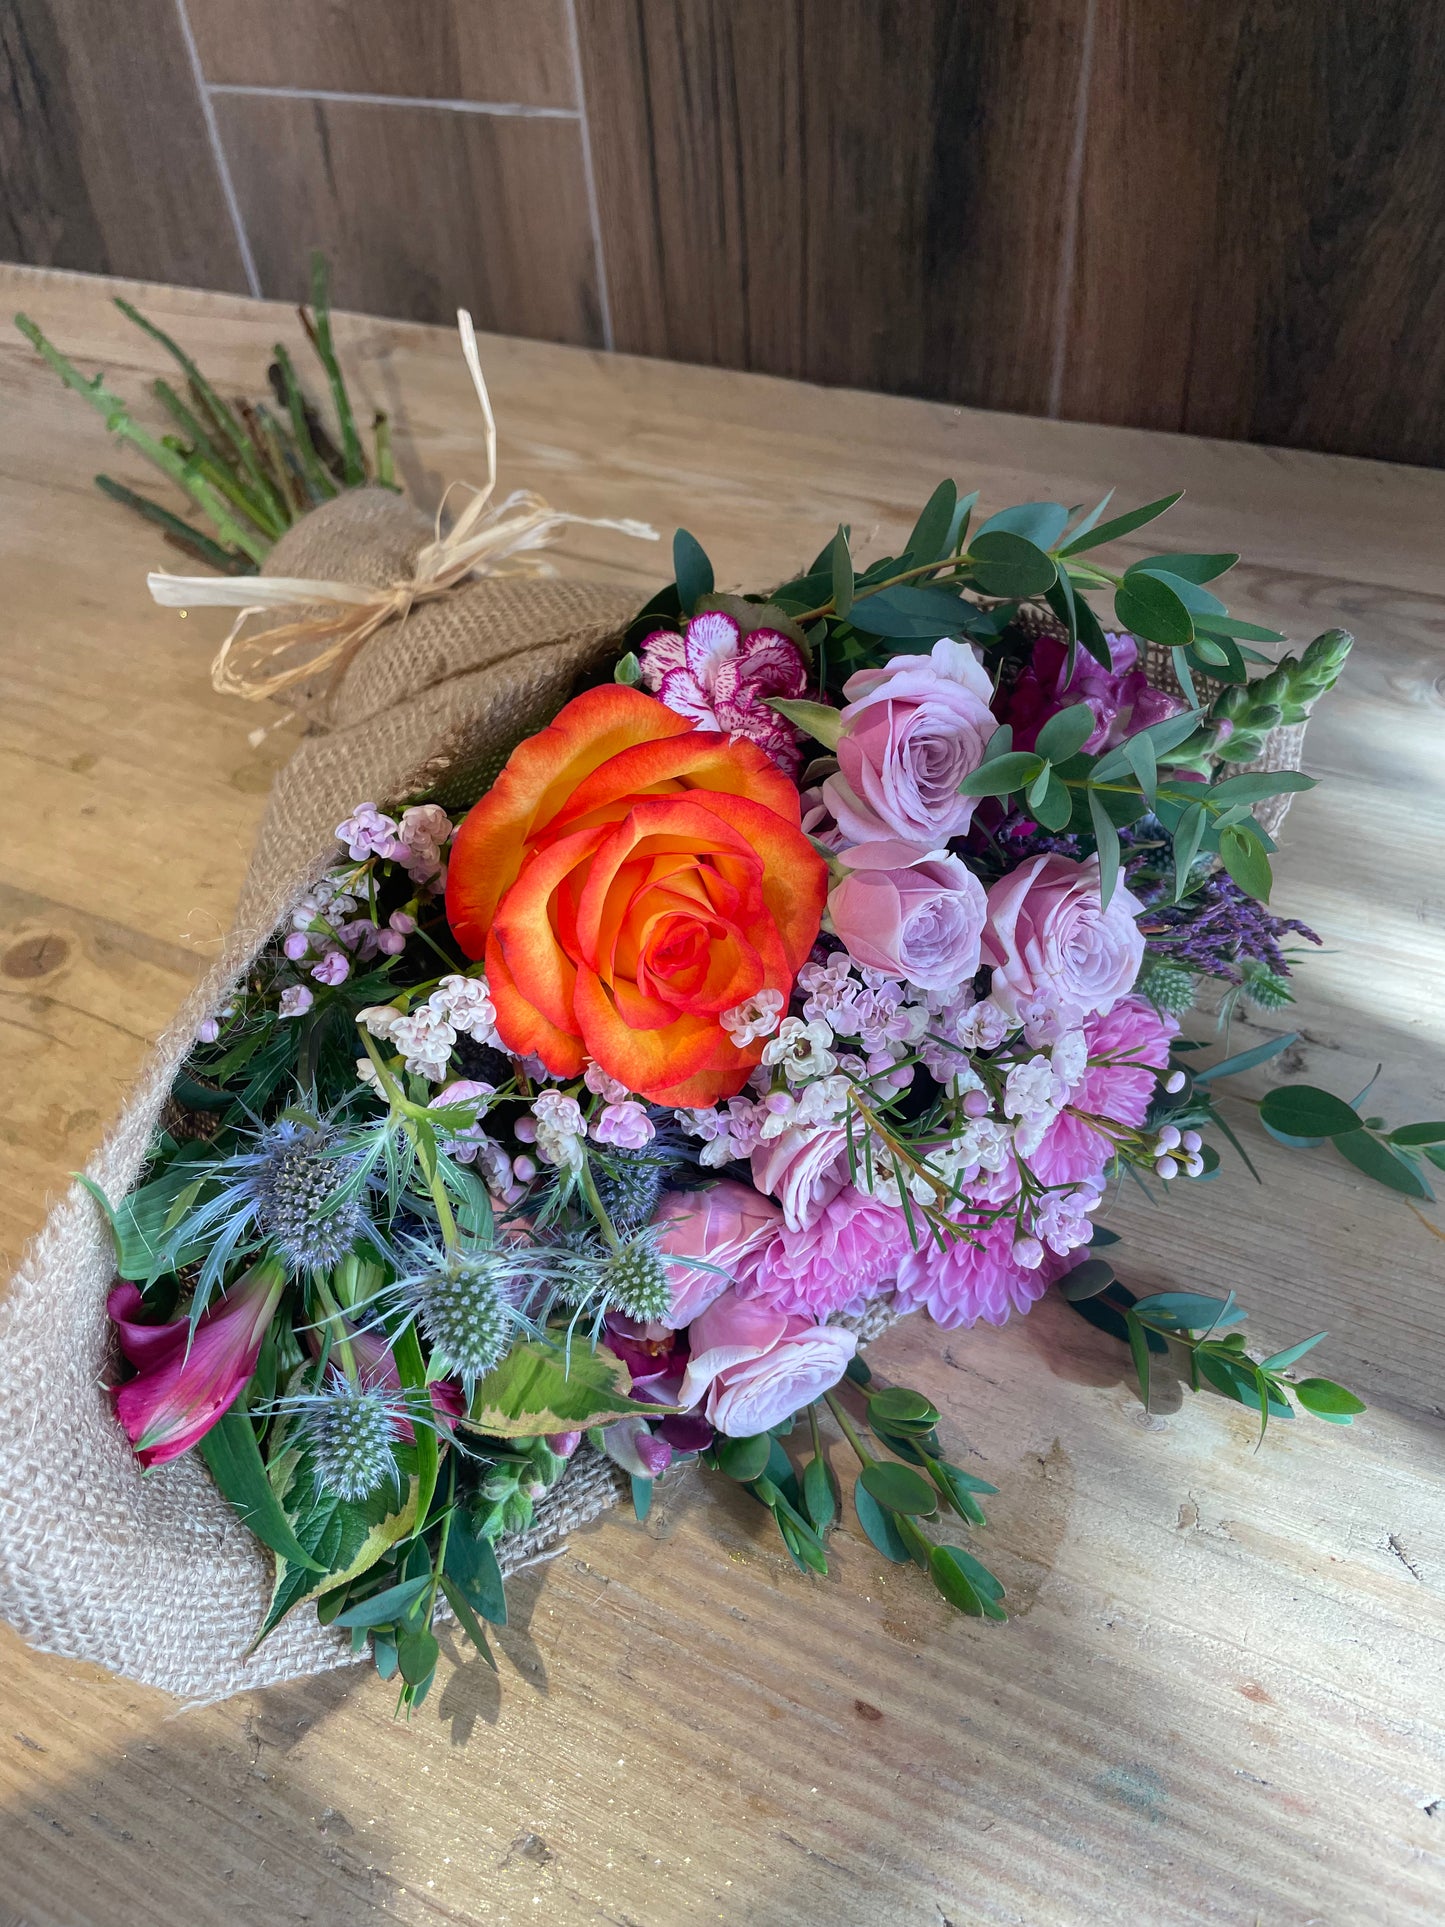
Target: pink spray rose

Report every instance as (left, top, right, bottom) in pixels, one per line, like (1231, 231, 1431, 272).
(109, 1258, 286, 1468)
(678, 1288, 856, 1437)
(640, 609, 808, 774)
(828, 839, 988, 991)
(892, 1219, 1070, 1330)
(982, 853, 1145, 1020)
(751, 1122, 851, 1231)
(995, 631, 1187, 756)
(823, 639, 1000, 846)
(651, 1179, 785, 1328)
(1031, 995, 1178, 1187)
(746, 1183, 911, 1318)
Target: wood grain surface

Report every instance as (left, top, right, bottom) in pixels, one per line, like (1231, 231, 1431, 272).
(0, 266, 1442, 1927)
(0, 0, 247, 291)
(575, 0, 1084, 414)
(212, 93, 602, 342)
(185, 0, 576, 107)
(1064, 0, 1445, 465)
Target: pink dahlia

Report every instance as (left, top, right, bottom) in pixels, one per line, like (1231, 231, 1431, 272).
(892, 1218, 1069, 1330)
(640, 610, 808, 773)
(1031, 994, 1177, 1187)
(745, 1183, 912, 1318)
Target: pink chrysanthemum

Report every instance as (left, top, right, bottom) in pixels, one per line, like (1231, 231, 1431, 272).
(892, 1218, 1068, 1330)
(1031, 995, 1177, 1187)
(745, 1183, 912, 1318)
(640, 611, 808, 774)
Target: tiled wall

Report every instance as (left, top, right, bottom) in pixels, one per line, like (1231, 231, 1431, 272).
(4, 1, 1443, 466)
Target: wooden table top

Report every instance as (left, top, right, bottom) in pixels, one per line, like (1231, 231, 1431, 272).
(1, 264, 1442, 1927)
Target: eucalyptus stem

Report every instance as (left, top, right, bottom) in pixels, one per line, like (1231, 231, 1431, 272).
(823, 1390, 875, 1469)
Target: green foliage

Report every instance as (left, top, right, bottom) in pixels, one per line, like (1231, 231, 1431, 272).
(16, 251, 389, 571)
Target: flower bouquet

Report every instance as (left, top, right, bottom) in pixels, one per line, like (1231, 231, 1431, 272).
(4, 293, 1440, 1711)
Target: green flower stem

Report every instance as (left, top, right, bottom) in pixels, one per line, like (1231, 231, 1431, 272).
(312, 1273, 359, 1383)
(423, 1458, 457, 1625)
(808, 1400, 825, 1467)
(14, 313, 270, 562)
(114, 296, 290, 529)
(578, 1152, 623, 1255)
(356, 1028, 461, 1251)
(273, 341, 339, 501)
(823, 1390, 875, 1469)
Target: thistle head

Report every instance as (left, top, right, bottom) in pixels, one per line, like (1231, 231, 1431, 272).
(301, 1378, 406, 1504)
(558, 1230, 672, 1323)
(397, 1242, 526, 1387)
(250, 1117, 364, 1273)
(589, 1130, 693, 1235)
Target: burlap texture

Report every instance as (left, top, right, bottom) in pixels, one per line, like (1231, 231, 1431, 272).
(0, 490, 638, 1703)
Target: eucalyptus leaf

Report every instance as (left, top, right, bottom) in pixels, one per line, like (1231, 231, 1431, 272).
(673, 528, 714, 612)
(1258, 1085, 1363, 1140)
(903, 478, 958, 564)
(974, 501, 1070, 548)
(860, 1461, 938, 1517)
(1087, 789, 1121, 908)
(1059, 491, 1182, 557)
(1293, 1377, 1366, 1418)
(1114, 573, 1193, 648)
(769, 697, 842, 750)
(1332, 1130, 1435, 1200)
(1218, 823, 1272, 902)
(968, 530, 1058, 599)
(716, 1432, 772, 1483)
(1033, 701, 1097, 764)
(852, 1478, 912, 1562)
(957, 751, 1044, 798)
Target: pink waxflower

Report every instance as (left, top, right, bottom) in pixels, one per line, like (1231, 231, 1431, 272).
(640, 610, 808, 773)
(995, 631, 1187, 756)
(678, 1288, 856, 1437)
(277, 984, 314, 1018)
(751, 1122, 852, 1232)
(982, 853, 1145, 1020)
(823, 639, 999, 846)
(108, 1258, 287, 1468)
(745, 1183, 910, 1318)
(1031, 995, 1178, 1186)
(335, 802, 405, 862)
(892, 1219, 1068, 1330)
(310, 948, 351, 986)
(651, 1180, 784, 1327)
(828, 839, 988, 992)
(592, 1100, 656, 1150)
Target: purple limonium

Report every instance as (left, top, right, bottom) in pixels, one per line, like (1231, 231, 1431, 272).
(1138, 872, 1321, 983)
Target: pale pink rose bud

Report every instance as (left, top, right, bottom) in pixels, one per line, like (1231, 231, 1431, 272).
(652, 1181, 784, 1328)
(982, 853, 1145, 1020)
(1011, 1236, 1045, 1271)
(827, 839, 987, 993)
(823, 638, 1001, 845)
(677, 1289, 856, 1437)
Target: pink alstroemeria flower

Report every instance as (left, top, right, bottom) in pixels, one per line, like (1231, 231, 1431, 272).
(108, 1257, 287, 1468)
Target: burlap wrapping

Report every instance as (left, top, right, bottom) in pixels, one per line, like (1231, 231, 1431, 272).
(0, 490, 642, 1703)
(0, 495, 1311, 1703)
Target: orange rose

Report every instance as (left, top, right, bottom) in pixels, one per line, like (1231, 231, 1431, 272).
(446, 686, 828, 1106)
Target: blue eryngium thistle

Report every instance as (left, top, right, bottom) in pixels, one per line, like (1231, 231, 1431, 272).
(293, 1378, 407, 1503)
(393, 1241, 530, 1388)
(558, 1229, 672, 1324)
(249, 1118, 364, 1272)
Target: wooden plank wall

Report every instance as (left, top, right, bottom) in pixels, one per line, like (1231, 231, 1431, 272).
(2, 0, 1443, 467)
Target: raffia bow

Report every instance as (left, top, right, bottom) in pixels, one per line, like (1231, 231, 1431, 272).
(147, 311, 657, 705)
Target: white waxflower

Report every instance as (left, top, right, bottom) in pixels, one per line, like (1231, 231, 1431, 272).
(761, 1016, 837, 1086)
(532, 1090, 586, 1170)
(433, 974, 501, 1048)
(955, 999, 1012, 1051)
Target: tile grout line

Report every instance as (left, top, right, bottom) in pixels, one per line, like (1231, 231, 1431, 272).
(171, 0, 262, 297)
(563, 0, 615, 353)
(206, 82, 580, 121)
(1047, 0, 1098, 419)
